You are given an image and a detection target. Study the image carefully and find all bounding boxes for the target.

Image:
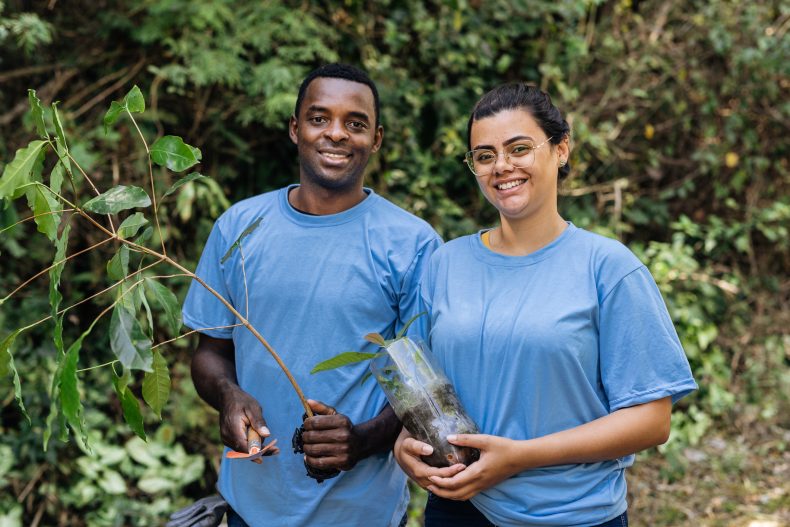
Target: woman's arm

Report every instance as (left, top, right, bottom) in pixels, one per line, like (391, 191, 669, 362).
(415, 396, 672, 500)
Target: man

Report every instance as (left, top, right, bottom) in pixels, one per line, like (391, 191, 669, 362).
(182, 64, 441, 527)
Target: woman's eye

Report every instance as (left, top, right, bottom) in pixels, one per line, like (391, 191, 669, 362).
(475, 151, 495, 162)
(509, 144, 534, 156)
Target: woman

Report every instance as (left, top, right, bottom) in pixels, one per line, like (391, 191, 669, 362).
(394, 83, 697, 527)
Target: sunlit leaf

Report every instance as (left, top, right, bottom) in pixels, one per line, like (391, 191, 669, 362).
(221, 217, 262, 263)
(117, 212, 148, 239)
(150, 136, 202, 172)
(110, 305, 153, 371)
(51, 102, 71, 175)
(27, 89, 49, 139)
(310, 351, 382, 374)
(82, 185, 151, 214)
(142, 350, 170, 419)
(145, 278, 181, 337)
(107, 244, 129, 282)
(113, 370, 146, 440)
(162, 172, 207, 198)
(0, 140, 46, 200)
(104, 85, 145, 133)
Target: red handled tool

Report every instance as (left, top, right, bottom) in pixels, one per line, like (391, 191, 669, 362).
(225, 427, 279, 463)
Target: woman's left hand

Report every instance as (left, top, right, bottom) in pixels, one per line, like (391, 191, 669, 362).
(426, 433, 524, 500)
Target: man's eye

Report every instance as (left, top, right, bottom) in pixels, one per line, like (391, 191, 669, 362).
(509, 144, 534, 156)
(309, 116, 328, 124)
(348, 121, 368, 130)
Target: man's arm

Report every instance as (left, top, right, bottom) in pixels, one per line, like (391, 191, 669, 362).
(191, 333, 270, 453)
(301, 401, 401, 471)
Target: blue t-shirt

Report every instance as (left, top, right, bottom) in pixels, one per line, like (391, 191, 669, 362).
(419, 223, 697, 527)
(182, 185, 441, 527)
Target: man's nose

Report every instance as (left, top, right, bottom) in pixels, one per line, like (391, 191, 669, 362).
(325, 120, 349, 142)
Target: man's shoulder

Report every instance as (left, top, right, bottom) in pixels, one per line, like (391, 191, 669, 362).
(215, 188, 283, 231)
(368, 193, 438, 239)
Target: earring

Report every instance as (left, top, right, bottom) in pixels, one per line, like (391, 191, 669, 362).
(559, 159, 567, 167)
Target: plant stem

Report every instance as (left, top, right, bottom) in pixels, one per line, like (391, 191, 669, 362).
(64, 150, 115, 234)
(0, 208, 74, 235)
(76, 360, 118, 373)
(126, 110, 166, 256)
(152, 323, 244, 350)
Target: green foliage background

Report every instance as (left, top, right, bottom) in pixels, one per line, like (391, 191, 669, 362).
(0, 0, 787, 525)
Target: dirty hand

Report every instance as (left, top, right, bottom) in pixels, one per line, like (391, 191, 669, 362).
(301, 399, 364, 471)
(426, 433, 522, 501)
(393, 427, 466, 489)
(219, 385, 270, 455)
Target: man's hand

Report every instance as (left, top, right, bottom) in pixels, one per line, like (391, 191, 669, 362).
(393, 427, 465, 489)
(218, 384, 270, 455)
(301, 399, 363, 471)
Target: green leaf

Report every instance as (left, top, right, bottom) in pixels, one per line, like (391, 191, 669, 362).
(396, 311, 427, 339)
(0, 140, 46, 200)
(138, 280, 154, 338)
(135, 226, 154, 246)
(1, 331, 30, 424)
(61, 334, 89, 445)
(124, 85, 145, 113)
(51, 102, 73, 179)
(310, 351, 382, 374)
(110, 305, 153, 371)
(103, 86, 145, 134)
(113, 371, 146, 440)
(107, 244, 130, 281)
(162, 172, 207, 198)
(150, 136, 202, 172)
(142, 350, 170, 419)
(144, 278, 181, 337)
(364, 333, 387, 347)
(49, 224, 71, 350)
(221, 217, 263, 263)
(28, 89, 49, 139)
(117, 212, 148, 239)
(83, 185, 151, 214)
(25, 183, 60, 240)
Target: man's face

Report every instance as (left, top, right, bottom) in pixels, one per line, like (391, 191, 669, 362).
(289, 77, 383, 192)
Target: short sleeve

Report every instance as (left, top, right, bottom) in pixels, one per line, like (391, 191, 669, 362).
(599, 266, 697, 411)
(399, 236, 441, 339)
(181, 221, 237, 339)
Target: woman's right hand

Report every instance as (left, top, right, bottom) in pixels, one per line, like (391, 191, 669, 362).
(393, 427, 466, 489)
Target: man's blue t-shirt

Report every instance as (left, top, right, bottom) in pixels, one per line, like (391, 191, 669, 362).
(419, 223, 697, 527)
(182, 185, 441, 527)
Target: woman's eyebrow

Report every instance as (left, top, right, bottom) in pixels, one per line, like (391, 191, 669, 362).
(472, 135, 535, 151)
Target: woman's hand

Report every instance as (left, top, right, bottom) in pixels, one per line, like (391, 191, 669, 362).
(393, 427, 465, 489)
(426, 433, 523, 501)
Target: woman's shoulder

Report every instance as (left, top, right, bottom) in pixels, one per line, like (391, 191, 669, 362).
(568, 226, 646, 293)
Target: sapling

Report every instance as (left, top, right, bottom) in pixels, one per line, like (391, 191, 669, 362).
(311, 314, 480, 467)
(0, 87, 314, 454)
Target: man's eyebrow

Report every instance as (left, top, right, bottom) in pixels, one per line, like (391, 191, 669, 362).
(471, 135, 535, 151)
(305, 105, 371, 123)
(347, 111, 371, 122)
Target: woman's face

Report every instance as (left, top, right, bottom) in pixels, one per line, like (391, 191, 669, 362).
(469, 108, 567, 223)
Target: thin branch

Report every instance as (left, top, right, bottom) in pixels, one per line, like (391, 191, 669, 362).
(2, 237, 113, 303)
(126, 111, 167, 256)
(152, 323, 244, 350)
(76, 360, 118, 373)
(239, 245, 250, 318)
(69, 58, 147, 120)
(0, 208, 74, 235)
(64, 150, 115, 234)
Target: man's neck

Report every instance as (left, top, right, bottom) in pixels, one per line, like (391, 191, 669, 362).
(288, 182, 367, 216)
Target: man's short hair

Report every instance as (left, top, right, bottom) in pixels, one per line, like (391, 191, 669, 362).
(294, 63, 381, 127)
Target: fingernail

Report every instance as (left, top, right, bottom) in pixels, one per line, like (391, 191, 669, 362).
(422, 445, 433, 455)
(447, 434, 457, 441)
(261, 426, 270, 436)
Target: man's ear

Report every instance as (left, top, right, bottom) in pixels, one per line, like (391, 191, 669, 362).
(289, 115, 298, 145)
(371, 125, 384, 153)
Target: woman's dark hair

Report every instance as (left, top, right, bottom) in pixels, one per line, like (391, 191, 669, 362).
(295, 63, 381, 127)
(467, 83, 571, 179)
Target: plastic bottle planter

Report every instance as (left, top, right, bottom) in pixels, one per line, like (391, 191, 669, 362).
(371, 338, 479, 467)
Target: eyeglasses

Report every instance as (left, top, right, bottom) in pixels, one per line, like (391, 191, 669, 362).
(464, 137, 554, 177)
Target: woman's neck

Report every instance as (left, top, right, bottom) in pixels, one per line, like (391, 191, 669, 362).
(489, 212, 567, 256)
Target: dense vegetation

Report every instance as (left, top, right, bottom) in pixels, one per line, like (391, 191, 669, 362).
(1, 1, 787, 525)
